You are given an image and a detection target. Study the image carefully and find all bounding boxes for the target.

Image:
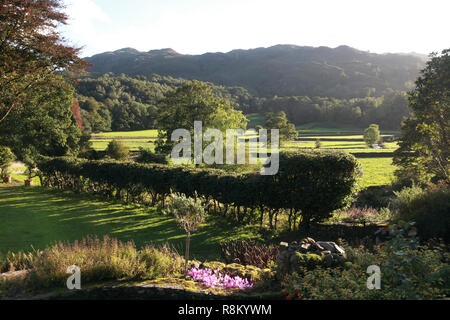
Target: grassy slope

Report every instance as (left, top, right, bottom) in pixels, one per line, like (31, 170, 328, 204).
(0, 186, 260, 260)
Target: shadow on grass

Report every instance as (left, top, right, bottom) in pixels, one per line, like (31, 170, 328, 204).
(0, 187, 262, 261)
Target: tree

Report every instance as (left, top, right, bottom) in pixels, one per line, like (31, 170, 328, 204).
(155, 81, 248, 155)
(163, 192, 206, 274)
(264, 111, 298, 142)
(106, 140, 130, 161)
(315, 139, 322, 149)
(0, 0, 88, 123)
(0, 77, 82, 161)
(364, 124, 381, 147)
(0, 146, 15, 178)
(393, 49, 450, 182)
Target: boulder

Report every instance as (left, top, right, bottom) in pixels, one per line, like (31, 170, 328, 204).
(276, 238, 346, 275)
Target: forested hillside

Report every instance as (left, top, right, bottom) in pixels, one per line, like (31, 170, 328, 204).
(74, 73, 258, 132)
(85, 45, 426, 99)
(75, 73, 410, 132)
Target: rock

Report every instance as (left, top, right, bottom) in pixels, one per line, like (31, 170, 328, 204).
(300, 243, 311, 251)
(276, 238, 347, 274)
(317, 242, 336, 253)
(333, 243, 346, 256)
(279, 242, 289, 249)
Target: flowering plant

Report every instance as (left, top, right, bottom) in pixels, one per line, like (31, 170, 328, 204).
(188, 266, 254, 290)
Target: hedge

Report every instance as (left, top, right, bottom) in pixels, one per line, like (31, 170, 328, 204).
(37, 151, 360, 230)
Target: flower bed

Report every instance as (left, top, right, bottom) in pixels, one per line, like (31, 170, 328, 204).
(188, 266, 254, 290)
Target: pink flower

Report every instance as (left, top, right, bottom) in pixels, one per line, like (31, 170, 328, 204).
(188, 267, 254, 290)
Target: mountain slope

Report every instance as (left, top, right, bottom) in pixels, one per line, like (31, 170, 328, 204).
(86, 45, 426, 99)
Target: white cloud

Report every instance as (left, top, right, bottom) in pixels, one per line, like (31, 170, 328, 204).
(60, 0, 111, 56)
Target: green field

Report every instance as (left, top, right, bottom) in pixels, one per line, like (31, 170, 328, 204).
(90, 123, 399, 188)
(0, 186, 260, 260)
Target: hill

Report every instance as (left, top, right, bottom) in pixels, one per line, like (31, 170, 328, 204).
(85, 45, 426, 99)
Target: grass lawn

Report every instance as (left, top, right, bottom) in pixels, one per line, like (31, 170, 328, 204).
(0, 186, 261, 260)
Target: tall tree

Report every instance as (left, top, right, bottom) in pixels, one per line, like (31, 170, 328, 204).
(0, 76, 82, 160)
(155, 81, 248, 155)
(264, 111, 298, 142)
(364, 124, 381, 147)
(0, 0, 88, 123)
(393, 49, 450, 182)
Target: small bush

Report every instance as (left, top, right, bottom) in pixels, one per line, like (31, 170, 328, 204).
(354, 186, 394, 209)
(106, 140, 130, 161)
(163, 192, 206, 274)
(220, 240, 278, 269)
(136, 147, 168, 164)
(393, 182, 450, 242)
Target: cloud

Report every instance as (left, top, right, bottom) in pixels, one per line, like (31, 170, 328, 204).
(60, 0, 111, 56)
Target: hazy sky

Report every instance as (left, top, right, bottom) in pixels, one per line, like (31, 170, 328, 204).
(60, 0, 449, 57)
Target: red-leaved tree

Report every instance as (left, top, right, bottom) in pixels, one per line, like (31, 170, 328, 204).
(0, 0, 89, 123)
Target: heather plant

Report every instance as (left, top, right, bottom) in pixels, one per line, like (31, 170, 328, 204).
(163, 192, 206, 274)
(0, 236, 184, 295)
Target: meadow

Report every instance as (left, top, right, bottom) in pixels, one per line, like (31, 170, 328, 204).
(89, 122, 399, 188)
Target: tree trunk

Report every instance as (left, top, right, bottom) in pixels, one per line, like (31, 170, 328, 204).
(185, 232, 191, 275)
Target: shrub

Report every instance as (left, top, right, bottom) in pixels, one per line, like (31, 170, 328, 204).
(272, 151, 361, 228)
(354, 186, 394, 209)
(136, 147, 168, 164)
(106, 140, 130, 161)
(140, 244, 184, 279)
(163, 192, 206, 274)
(393, 182, 450, 242)
(281, 225, 449, 300)
(219, 240, 279, 269)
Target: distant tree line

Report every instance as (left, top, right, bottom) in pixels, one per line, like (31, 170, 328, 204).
(75, 73, 410, 133)
(255, 91, 410, 130)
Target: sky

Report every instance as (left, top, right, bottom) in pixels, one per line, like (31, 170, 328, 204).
(60, 0, 449, 58)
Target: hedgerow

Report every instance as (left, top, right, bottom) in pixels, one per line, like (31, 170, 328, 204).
(37, 150, 360, 229)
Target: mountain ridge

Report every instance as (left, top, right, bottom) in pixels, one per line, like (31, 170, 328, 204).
(85, 44, 426, 99)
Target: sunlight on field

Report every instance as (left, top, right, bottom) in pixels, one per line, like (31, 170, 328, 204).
(91, 130, 158, 138)
(358, 158, 397, 188)
(89, 126, 400, 187)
